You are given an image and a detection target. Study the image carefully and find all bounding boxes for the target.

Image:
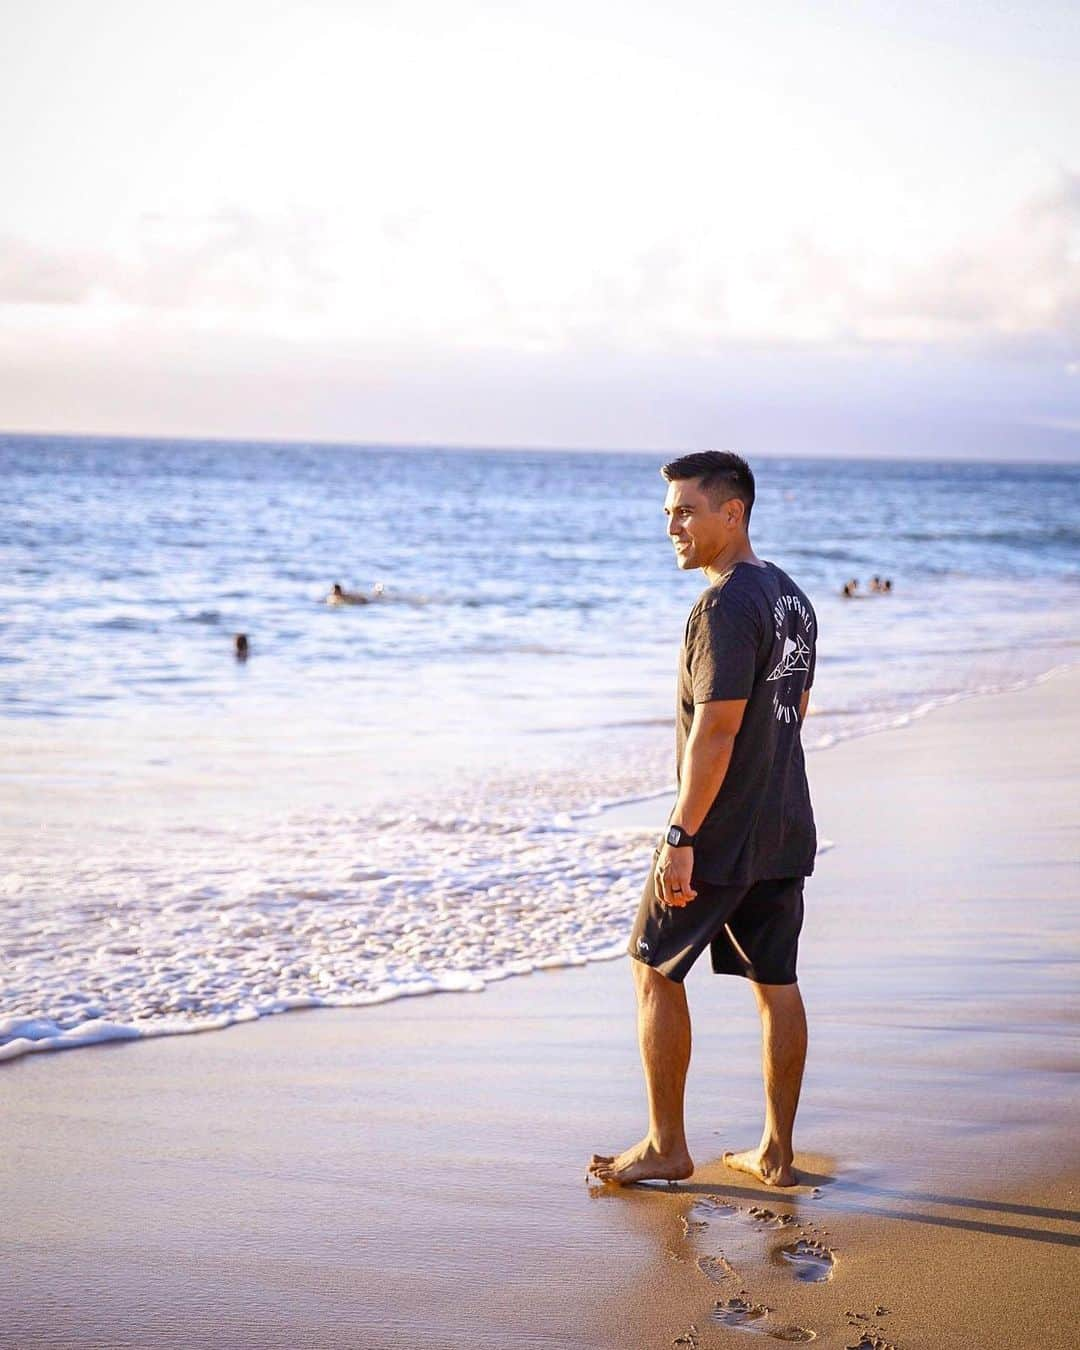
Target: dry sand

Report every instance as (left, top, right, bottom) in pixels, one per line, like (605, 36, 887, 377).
(3, 669, 1079, 1349)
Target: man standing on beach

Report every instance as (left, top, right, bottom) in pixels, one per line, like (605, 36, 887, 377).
(588, 451, 817, 1188)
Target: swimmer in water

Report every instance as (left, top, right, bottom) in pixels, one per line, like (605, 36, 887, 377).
(234, 633, 249, 660)
(325, 581, 383, 605)
(841, 579, 859, 598)
(326, 582, 365, 605)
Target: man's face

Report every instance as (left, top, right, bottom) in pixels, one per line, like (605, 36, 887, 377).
(663, 477, 736, 571)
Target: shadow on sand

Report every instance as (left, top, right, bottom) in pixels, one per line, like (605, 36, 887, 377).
(588, 1170, 1080, 1248)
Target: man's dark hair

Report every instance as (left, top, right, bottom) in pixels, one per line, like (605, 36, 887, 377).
(660, 450, 755, 525)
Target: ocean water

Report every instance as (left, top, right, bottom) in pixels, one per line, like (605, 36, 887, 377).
(2, 435, 1078, 1061)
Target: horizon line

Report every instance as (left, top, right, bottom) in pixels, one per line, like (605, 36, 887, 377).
(3, 426, 1080, 469)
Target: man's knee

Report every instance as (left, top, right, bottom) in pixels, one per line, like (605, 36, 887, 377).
(751, 979, 804, 1014)
(632, 959, 684, 999)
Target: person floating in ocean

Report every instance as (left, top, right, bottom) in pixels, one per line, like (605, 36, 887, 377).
(234, 633, 249, 661)
(588, 451, 817, 1189)
(861, 576, 893, 596)
(325, 582, 383, 606)
(841, 580, 858, 598)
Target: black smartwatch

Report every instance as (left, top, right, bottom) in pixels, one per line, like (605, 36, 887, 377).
(665, 824, 697, 847)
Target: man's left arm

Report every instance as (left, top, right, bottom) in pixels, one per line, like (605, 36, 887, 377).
(654, 593, 760, 907)
(655, 698, 747, 907)
(672, 698, 747, 835)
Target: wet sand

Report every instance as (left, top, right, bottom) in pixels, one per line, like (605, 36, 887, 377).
(3, 669, 1079, 1348)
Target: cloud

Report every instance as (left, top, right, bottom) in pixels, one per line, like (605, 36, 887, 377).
(0, 209, 334, 314)
(129, 209, 335, 311)
(857, 171, 1080, 343)
(589, 170, 1080, 354)
(0, 235, 106, 305)
(1, 171, 1078, 364)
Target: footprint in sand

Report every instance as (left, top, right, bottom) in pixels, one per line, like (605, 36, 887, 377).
(712, 1296, 771, 1329)
(711, 1297, 817, 1342)
(842, 1301, 896, 1344)
(685, 1199, 835, 1291)
(775, 1237, 836, 1283)
(696, 1253, 737, 1283)
(746, 1205, 798, 1228)
(843, 1311, 896, 1350)
(688, 1197, 793, 1233)
(687, 1195, 738, 1224)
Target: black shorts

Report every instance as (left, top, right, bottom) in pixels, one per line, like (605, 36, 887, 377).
(627, 847, 804, 985)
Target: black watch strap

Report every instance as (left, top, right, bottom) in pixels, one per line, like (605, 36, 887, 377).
(665, 824, 697, 847)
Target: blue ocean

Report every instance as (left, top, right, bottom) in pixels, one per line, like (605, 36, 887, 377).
(2, 434, 1078, 1061)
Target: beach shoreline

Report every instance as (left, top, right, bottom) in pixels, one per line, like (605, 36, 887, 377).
(5, 658, 1076, 1067)
(4, 668, 1080, 1348)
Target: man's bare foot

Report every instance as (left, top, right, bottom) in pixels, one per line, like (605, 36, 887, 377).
(588, 1138, 694, 1185)
(722, 1147, 797, 1188)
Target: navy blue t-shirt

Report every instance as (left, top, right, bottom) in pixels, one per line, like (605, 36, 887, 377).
(675, 559, 818, 884)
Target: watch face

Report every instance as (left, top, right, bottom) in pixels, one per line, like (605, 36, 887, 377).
(666, 826, 680, 845)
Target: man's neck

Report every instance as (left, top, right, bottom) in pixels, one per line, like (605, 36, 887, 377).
(703, 538, 762, 585)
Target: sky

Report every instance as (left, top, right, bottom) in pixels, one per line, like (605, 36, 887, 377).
(1, 0, 1079, 457)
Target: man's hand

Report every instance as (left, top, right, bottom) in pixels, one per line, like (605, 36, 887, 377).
(654, 842, 698, 908)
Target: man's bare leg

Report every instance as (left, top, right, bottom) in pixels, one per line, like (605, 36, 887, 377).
(723, 981, 807, 1187)
(588, 961, 695, 1183)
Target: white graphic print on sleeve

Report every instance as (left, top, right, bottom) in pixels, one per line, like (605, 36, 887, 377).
(767, 633, 811, 682)
(768, 593, 814, 724)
